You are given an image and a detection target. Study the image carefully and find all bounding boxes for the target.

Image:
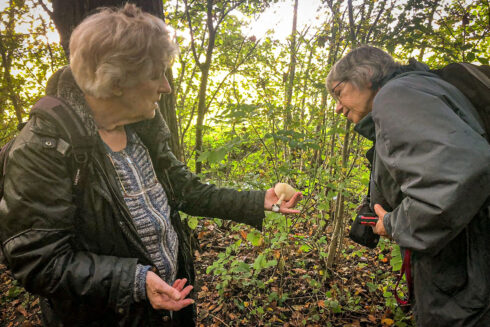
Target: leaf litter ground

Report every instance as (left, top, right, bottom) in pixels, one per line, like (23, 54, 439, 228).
(0, 219, 414, 326)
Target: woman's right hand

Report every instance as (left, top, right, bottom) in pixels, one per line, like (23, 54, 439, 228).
(146, 271, 194, 311)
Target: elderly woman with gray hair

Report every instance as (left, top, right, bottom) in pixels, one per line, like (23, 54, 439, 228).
(326, 45, 490, 326)
(0, 4, 301, 326)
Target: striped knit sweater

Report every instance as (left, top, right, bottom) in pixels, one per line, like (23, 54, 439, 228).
(105, 127, 179, 302)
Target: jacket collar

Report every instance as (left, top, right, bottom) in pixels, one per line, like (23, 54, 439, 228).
(354, 112, 375, 141)
(45, 66, 171, 146)
(376, 58, 431, 89)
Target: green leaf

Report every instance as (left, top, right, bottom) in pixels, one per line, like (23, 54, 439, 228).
(247, 230, 262, 246)
(253, 253, 268, 271)
(299, 244, 312, 253)
(231, 261, 251, 273)
(477, 57, 489, 65)
(187, 217, 199, 230)
(390, 245, 403, 272)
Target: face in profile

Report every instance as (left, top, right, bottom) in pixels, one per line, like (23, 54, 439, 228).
(331, 80, 376, 124)
(114, 71, 171, 123)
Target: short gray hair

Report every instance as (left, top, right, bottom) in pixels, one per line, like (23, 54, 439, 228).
(69, 3, 178, 98)
(326, 45, 400, 93)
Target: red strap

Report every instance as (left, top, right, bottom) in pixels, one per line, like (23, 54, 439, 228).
(394, 249, 412, 306)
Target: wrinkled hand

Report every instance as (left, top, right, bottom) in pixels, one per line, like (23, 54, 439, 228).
(264, 188, 303, 214)
(372, 204, 389, 238)
(146, 271, 194, 311)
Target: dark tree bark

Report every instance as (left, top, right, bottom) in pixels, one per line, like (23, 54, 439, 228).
(47, 0, 182, 158)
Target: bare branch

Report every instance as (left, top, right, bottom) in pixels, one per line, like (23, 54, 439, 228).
(183, 0, 201, 67)
(37, 0, 55, 21)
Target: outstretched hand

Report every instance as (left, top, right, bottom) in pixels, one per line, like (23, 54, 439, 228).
(146, 271, 194, 311)
(264, 188, 303, 214)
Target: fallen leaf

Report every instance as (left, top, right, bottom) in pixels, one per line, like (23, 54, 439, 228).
(293, 268, 307, 274)
(16, 305, 27, 317)
(368, 314, 377, 322)
(212, 303, 223, 313)
(381, 318, 394, 326)
(239, 230, 248, 240)
(317, 300, 325, 308)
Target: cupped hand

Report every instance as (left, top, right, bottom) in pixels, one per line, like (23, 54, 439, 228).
(264, 188, 303, 214)
(146, 271, 194, 311)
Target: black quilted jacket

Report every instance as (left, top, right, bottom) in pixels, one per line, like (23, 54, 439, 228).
(0, 67, 266, 326)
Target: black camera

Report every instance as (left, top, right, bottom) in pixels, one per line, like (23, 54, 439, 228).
(348, 201, 380, 249)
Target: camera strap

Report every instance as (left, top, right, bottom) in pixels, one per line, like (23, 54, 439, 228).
(394, 249, 413, 306)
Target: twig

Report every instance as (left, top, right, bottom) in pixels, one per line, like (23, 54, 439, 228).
(208, 312, 231, 327)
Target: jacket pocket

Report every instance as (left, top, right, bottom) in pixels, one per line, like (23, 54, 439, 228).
(431, 228, 468, 295)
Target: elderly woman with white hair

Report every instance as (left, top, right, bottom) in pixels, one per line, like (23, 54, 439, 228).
(0, 4, 301, 326)
(326, 46, 490, 326)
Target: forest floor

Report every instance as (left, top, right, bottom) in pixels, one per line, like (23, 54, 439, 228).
(0, 219, 414, 327)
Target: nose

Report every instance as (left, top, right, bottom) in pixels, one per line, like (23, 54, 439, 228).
(335, 101, 343, 114)
(159, 75, 172, 94)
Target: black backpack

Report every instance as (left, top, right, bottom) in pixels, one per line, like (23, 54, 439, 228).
(432, 62, 490, 142)
(0, 95, 95, 263)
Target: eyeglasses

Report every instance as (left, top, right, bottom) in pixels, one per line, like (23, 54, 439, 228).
(331, 80, 345, 101)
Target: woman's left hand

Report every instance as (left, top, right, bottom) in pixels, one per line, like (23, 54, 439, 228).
(373, 204, 389, 237)
(264, 188, 302, 214)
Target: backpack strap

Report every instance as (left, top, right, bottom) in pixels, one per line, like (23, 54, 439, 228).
(29, 95, 96, 188)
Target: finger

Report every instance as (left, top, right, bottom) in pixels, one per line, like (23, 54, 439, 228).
(374, 204, 387, 219)
(157, 280, 181, 301)
(173, 279, 187, 292)
(285, 192, 302, 206)
(280, 208, 301, 214)
(171, 298, 195, 311)
(180, 285, 194, 298)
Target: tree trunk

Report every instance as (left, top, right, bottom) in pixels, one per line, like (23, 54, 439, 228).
(49, 0, 181, 157)
(326, 119, 351, 268)
(193, 0, 216, 174)
(326, 0, 356, 268)
(194, 64, 211, 174)
(284, 0, 298, 128)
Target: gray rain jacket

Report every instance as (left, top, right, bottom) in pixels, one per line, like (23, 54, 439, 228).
(355, 67, 490, 327)
(0, 67, 266, 326)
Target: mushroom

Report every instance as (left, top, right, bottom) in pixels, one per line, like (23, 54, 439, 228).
(271, 183, 296, 212)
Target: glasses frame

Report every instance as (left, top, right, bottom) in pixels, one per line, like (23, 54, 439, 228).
(331, 80, 346, 101)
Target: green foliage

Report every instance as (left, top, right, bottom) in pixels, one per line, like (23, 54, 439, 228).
(3, 0, 487, 324)
(0, 0, 66, 146)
